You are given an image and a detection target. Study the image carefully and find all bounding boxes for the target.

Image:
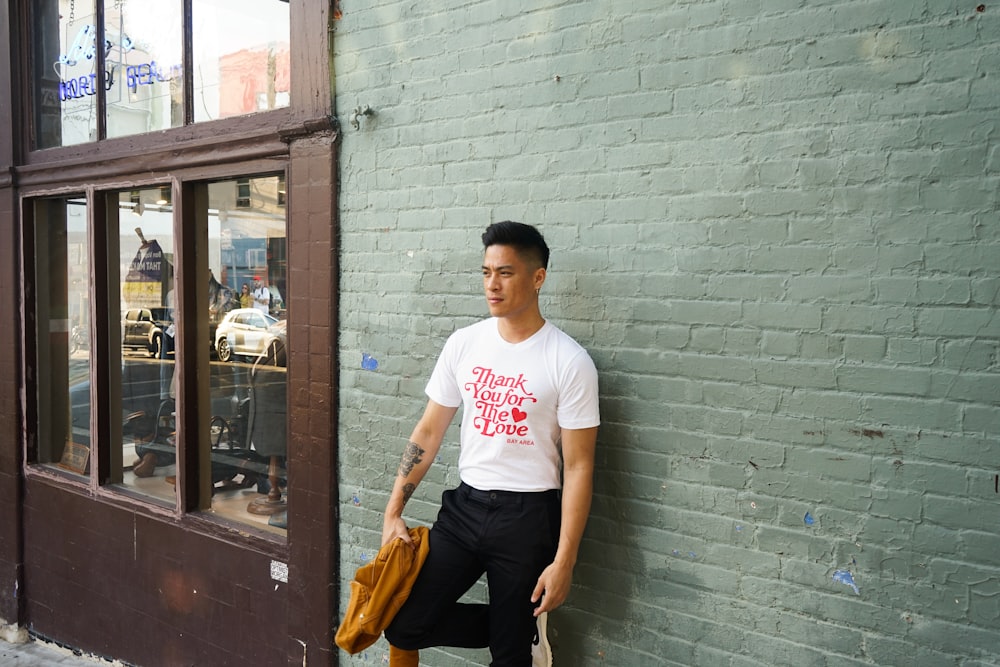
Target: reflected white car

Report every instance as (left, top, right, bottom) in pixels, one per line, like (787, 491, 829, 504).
(214, 308, 284, 364)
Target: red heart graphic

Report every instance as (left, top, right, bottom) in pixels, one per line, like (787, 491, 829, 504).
(512, 408, 527, 422)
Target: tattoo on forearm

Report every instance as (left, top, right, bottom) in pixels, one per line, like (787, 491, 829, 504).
(401, 483, 415, 506)
(397, 441, 426, 479)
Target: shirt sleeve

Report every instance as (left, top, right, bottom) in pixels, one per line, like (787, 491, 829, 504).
(424, 334, 463, 408)
(557, 349, 600, 430)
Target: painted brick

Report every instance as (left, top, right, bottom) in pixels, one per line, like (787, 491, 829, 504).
(941, 340, 998, 371)
(333, 0, 1000, 664)
(963, 404, 1000, 435)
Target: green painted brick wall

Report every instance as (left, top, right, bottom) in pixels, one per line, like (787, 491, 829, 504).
(333, 1, 1000, 665)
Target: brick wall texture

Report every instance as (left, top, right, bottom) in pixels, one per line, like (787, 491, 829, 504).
(333, 2, 1000, 665)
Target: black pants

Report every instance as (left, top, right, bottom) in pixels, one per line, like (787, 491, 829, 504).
(386, 482, 561, 666)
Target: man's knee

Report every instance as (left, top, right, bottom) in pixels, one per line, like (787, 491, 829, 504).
(383, 619, 418, 650)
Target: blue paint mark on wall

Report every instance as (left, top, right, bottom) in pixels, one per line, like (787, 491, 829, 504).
(804, 512, 815, 525)
(833, 569, 860, 594)
(362, 353, 379, 371)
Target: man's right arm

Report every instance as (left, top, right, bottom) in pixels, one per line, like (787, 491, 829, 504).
(382, 399, 458, 547)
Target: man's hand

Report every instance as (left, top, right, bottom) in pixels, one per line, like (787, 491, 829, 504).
(530, 560, 574, 616)
(382, 515, 412, 548)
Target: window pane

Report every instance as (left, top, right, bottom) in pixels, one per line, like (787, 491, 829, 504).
(206, 175, 287, 535)
(192, 0, 290, 123)
(33, 0, 98, 149)
(117, 188, 177, 504)
(106, 3, 184, 138)
(32, 1, 291, 149)
(35, 197, 92, 475)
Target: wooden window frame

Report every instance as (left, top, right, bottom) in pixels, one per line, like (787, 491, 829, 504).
(12, 0, 331, 171)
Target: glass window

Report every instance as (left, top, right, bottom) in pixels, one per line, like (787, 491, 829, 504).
(33, 1, 98, 148)
(206, 175, 287, 535)
(235, 178, 251, 208)
(31, 0, 290, 149)
(34, 196, 92, 475)
(105, 2, 184, 139)
(31, 174, 287, 532)
(192, 0, 291, 122)
(116, 186, 177, 504)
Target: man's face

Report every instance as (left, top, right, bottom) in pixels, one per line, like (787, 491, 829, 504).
(482, 245, 545, 320)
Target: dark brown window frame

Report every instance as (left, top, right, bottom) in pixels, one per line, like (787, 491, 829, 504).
(25, 0, 291, 150)
(10, 0, 333, 557)
(13, 0, 331, 170)
(10, 0, 312, 552)
(19, 157, 292, 554)
(4, 0, 340, 654)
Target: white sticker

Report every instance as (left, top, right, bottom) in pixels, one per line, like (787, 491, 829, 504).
(270, 560, 288, 583)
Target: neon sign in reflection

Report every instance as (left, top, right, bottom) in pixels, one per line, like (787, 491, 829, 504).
(59, 61, 180, 101)
(58, 23, 133, 68)
(126, 62, 181, 89)
(60, 68, 115, 100)
(57, 24, 179, 102)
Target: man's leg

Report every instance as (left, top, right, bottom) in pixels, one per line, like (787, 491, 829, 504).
(385, 487, 491, 650)
(388, 645, 419, 666)
(481, 491, 561, 667)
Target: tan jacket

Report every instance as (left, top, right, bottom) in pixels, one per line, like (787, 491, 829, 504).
(335, 526, 430, 654)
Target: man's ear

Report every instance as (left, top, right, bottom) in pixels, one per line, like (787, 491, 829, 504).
(534, 267, 547, 290)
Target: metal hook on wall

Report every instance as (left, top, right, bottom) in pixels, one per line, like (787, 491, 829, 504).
(350, 105, 375, 130)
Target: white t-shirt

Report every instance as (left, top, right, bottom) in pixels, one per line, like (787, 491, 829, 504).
(425, 318, 600, 492)
(252, 285, 270, 314)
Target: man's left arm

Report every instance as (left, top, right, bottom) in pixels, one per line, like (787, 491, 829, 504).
(531, 425, 598, 615)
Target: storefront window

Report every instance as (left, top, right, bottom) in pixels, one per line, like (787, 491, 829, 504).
(105, 177, 287, 531)
(116, 186, 177, 503)
(34, 197, 92, 475)
(204, 175, 287, 535)
(33, 1, 98, 148)
(31, 175, 287, 527)
(192, 0, 290, 122)
(105, 3, 184, 139)
(31, 0, 289, 149)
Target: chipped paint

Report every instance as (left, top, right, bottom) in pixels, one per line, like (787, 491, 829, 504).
(833, 569, 859, 595)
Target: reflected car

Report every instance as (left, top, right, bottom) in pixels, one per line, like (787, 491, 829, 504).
(214, 308, 285, 365)
(122, 308, 172, 357)
(259, 318, 287, 366)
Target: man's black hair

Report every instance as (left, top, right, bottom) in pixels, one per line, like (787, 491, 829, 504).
(481, 221, 550, 269)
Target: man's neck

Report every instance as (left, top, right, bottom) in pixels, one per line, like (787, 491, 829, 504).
(496, 312, 545, 344)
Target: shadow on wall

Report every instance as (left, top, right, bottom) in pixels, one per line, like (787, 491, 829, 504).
(557, 415, 672, 663)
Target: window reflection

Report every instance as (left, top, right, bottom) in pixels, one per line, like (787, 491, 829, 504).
(108, 177, 290, 530)
(192, 0, 290, 122)
(41, 178, 287, 530)
(116, 188, 177, 504)
(105, 3, 184, 138)
(33, 0, 98, 148)
(35, 197, 91, 474)
(205, 175, 287, 535)
(31, 0, 289, 148)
